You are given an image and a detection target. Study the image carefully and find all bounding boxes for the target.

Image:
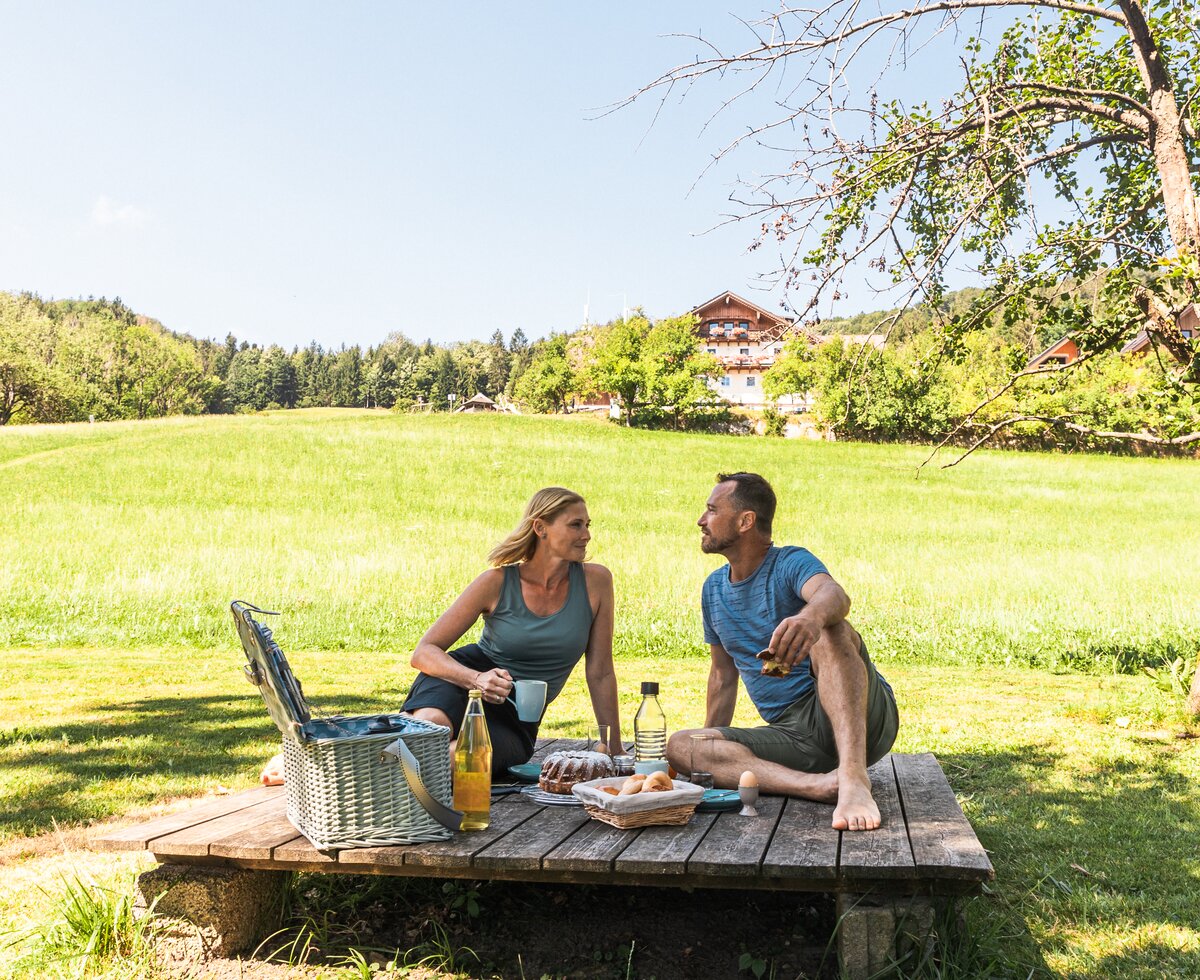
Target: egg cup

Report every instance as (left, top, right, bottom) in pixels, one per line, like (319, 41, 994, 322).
(738, 784, 760, 817)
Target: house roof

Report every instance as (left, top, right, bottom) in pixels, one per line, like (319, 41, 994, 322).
(1120, 303, 1198, 354)
(690, 290, 818, 345)
(1120, 330, 1151, 355)
(1026, 334, 1079, 368)
(462, 392, 496, 406)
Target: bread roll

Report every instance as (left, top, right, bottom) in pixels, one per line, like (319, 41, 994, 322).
(618, 776, 644, 795)
(643, 771, 673, 792)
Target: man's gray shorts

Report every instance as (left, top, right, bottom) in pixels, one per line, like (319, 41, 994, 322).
(714, 640, 898, 773)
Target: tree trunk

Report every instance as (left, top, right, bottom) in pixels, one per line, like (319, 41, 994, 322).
(1120, 0, 1200, 258)
(1187, 659, 1200, 718)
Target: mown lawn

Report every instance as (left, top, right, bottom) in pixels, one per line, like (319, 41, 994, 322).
(2, 409, 1198, 978)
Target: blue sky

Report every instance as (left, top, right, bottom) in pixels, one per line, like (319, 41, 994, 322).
(1, 2, 963, 350)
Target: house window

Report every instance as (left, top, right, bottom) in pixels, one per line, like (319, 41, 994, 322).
(720, 376, 731, 387)
(739, 322, 749, 330)
(746, 377, 757, 387)
(1184, 329, 1194, 339)
(707, 348, 717, 354)
(739, 348, 750, 356)
(724, 322, 735, 330)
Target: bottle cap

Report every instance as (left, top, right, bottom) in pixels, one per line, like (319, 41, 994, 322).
(468, 689, 483, 698)
(641, 681, 659, 696)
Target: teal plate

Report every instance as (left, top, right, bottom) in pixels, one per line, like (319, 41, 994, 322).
(507, 762, 542, 783)
(696, 789, 741, 813)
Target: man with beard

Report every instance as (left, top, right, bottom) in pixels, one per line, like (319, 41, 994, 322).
(666, 472, 898, 831)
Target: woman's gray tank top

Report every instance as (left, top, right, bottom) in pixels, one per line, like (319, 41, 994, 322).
(477, 562, 594, 703)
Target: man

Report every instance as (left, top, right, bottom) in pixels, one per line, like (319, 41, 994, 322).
(666, 472, 898, 831)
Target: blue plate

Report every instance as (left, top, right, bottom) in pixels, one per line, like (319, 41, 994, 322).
(696, 788, 741, 813)
(507, 762, 542, 783)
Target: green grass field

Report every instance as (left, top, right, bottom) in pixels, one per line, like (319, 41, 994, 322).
(2, 409, 1198, 979)
(4, 409, 1198, 667)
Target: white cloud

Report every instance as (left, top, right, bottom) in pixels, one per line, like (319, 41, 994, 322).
(91, 195, 148, 228)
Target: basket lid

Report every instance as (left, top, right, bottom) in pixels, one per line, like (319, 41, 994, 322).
(231, 600, 313, 740)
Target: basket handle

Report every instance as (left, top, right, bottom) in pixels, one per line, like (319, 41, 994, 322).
(380, 738, 464, 832)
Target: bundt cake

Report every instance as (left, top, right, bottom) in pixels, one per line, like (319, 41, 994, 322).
(538, 750, 614, 794)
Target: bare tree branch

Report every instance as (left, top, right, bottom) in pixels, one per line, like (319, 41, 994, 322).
(939, 414, 1200, 469)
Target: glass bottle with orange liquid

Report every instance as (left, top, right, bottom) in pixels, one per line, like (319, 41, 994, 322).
(453, 690, 492, 830)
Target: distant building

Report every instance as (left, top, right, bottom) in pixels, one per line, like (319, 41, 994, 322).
(689, 290, 817, 410)
(1026, 335, 1081, 369)
(1121, 303, 1198, 355)
(1027, 303, 1198, 368)
(457, 392, 498, 413)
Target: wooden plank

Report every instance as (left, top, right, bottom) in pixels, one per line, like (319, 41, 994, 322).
(892, 753, 994, 882)
(272, 835, 337, 865)
(209, 798, 304, 861)
(473, 801, 591, 872)
(614, 812, 718, 875)
(339, 796, 538, 870)
(837, 757, 915, 881)
(147, 795, 290, 857)
(542, 816, 638, 873)
(761, 796, 840, 880)
(94, 786, 281, 851)
(687, 795, 784, 876)
(210, 816, 303, 861)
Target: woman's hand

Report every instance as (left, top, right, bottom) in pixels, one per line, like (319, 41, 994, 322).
(474, 667, 514, 704)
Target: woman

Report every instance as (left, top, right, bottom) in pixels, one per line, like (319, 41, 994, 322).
(402, 487, 621, 776)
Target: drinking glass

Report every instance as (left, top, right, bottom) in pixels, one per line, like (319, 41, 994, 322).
(592, 724, 613, 757)
(689, 733, 714, 789)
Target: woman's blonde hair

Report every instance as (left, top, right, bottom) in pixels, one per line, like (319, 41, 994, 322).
(487, 487, 586, 566)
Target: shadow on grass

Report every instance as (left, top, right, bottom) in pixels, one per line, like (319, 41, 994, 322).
(0, 693, 380, 838)
(931, 743, 1198, 980)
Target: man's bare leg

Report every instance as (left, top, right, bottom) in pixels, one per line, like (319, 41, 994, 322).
(665, 622, 882, 832)
(808, 621, 880, 831)
(665, 729, 838, 802)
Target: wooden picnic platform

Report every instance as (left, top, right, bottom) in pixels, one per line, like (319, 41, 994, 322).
(94, 740, 992, 898)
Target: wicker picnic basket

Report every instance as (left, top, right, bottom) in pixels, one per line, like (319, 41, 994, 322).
(572, 777, 704, 829)
(231, 600, 460, 852)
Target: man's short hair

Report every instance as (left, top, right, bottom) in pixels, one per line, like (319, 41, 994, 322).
(716, 472, 776, 536)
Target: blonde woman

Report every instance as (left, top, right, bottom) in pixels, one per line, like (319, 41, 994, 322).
(402, 487, 621, 775)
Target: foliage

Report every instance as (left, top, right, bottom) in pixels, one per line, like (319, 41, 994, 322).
(580, 314, 650, 419)
(637, 316, 727, 431)
(0, 292, 217, 424)
(766, 326, 1200, 450)
(0, 289, 540, 423)
(579, 313, 730, 429)
(634, 0, 1200, 449)
(760, 406, 787, 437)
(511, 334, 575, 413)
(1142, 656, 1198, 698)
(5, 872, 158, 977)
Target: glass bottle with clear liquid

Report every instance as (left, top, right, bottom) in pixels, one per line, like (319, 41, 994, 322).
(453, 690, 492, 830)
(633, 681, 667, 762)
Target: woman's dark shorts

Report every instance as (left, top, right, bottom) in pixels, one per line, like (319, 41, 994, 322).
(715, 639, 898, 774)
(401, 643, 537, 777)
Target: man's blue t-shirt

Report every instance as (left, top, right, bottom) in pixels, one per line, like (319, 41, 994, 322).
(701, 545, 828, 723)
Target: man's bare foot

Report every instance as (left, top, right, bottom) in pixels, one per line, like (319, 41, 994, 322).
(808, 770, 839, 804)
(831, 772, 880, 831)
